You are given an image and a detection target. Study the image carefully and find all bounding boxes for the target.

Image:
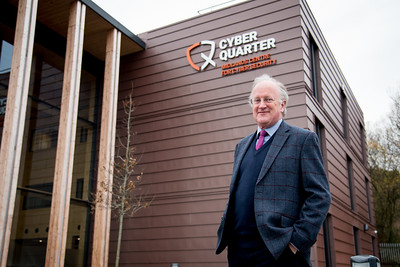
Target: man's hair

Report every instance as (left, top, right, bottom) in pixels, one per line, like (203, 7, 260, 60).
(248, 74, 289, 117)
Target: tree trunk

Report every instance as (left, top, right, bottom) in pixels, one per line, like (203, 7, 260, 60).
(115, 208, 124, 267)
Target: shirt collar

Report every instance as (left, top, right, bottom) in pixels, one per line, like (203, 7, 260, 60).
(257, 119, 282, 137)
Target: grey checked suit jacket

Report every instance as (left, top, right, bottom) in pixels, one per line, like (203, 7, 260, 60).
(216, 121, 331, 264)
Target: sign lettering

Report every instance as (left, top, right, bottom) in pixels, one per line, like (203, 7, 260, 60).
(186, 30, 277, 76)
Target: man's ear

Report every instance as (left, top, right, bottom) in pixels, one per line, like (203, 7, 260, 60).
(280, 100, 286, 112)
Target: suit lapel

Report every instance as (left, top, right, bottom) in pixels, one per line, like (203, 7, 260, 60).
(257, 121, 290, 184)
(230, 132, 255, 192)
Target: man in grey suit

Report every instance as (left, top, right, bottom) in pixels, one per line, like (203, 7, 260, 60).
(216, 74, 331, 266)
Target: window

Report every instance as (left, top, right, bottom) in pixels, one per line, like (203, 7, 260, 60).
(0, 40, 13, 74)
(0, 40, 13, 142)
(80, 127, 88, 143)
(72, 235, 80, 249)
(5, 21, 99, 267)
(365, 177, 373, 222)
(310, 36, 321, 103)
(347, 155, 356, 210)
(30, 127, 58, 151)
(22, 183, 53, 210)
(315, 118, 327, 168)
(323, 214, 336, 267)
(359, 123, 367, 164)
(341, 89, 349, 139)
(353, 227, 361, 255)
(371, 236, 377, 256)
(76, 178, 84, 199)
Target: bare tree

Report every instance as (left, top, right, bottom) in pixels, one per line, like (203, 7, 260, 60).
(368, 92, 400, 243)
(92, 92, 153, 267)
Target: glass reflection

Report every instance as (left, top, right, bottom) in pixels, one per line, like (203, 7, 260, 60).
(6, 43, 98, 267)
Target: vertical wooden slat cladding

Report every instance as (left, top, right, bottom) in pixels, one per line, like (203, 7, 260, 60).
(112, 0, 375, 266)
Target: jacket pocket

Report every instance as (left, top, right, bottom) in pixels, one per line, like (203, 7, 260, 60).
(281, 215, 295, 228)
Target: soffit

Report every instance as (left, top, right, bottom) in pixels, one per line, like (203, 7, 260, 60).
(7, 0, 145, 61)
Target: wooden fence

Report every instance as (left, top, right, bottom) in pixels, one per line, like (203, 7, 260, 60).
(380, 243, 400, 266)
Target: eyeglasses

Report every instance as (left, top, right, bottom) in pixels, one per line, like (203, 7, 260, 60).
(250, 98, 280, 105)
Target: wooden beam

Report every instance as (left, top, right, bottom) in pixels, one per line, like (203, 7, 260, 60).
(0, 0, 38, 265)
(91, 28, 121, 267)
(45, 1, 86, 266)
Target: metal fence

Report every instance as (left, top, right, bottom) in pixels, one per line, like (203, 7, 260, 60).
(380, 243, 400, 266)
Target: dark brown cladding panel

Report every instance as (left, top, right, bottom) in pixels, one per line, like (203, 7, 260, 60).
(112, 0, 374, 265)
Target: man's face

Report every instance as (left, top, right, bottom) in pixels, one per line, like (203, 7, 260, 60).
(251, 81, 286, 129)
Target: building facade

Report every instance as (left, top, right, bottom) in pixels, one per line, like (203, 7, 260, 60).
(114, 0, 378, 266)
(0, 0, 378, 266)
(0, 0, 144, 266)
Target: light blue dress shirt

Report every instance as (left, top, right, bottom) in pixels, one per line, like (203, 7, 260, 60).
(256, 119, 282, 146)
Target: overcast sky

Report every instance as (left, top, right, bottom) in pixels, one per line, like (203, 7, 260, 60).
(92, 0, 400, 127)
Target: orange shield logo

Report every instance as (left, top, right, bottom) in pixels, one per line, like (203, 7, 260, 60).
(186, 41, 216, 71)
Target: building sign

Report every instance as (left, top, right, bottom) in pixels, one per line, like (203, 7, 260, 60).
(186, 30, 277, 76)
(186, 41, 216, 71)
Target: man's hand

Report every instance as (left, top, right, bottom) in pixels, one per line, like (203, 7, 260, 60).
(289, 243, 298, 254)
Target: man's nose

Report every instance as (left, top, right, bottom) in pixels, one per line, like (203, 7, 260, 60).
(259, 100, 267, 107)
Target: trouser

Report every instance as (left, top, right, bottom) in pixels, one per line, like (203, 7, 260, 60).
(227, 244, 310, 267)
